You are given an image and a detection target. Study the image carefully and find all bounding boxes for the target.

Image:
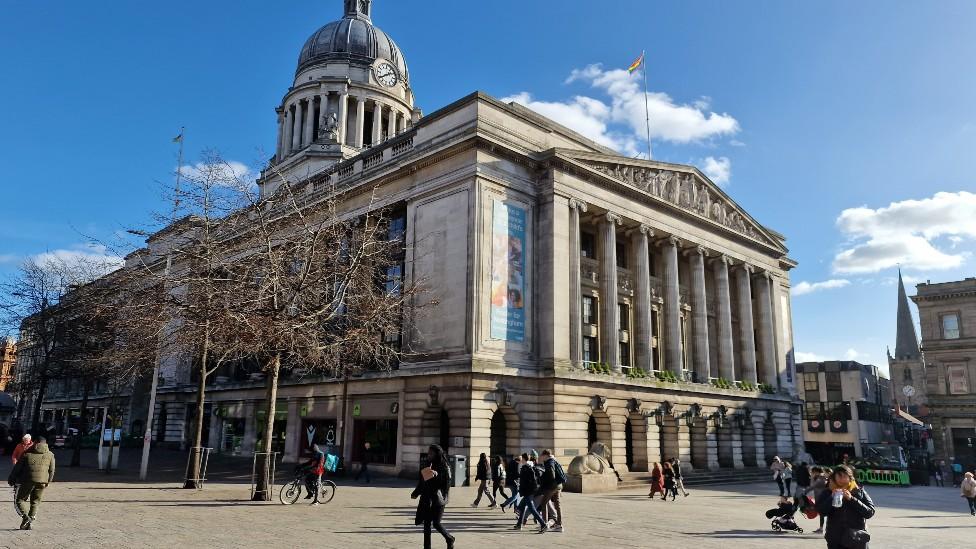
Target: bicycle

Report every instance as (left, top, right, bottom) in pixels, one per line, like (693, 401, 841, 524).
(279, 467, 336, 505)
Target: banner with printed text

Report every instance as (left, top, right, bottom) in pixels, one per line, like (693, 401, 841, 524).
(490, 200, 525, 341)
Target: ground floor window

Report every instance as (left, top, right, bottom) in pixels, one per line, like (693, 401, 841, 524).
(301, 418, 338, 457)
(221, 418, 245, 454)
(352, 419, 398, 465)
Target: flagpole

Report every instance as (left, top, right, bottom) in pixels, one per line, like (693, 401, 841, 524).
(172, 126, 184, 222)
(642, 53, 652, 161)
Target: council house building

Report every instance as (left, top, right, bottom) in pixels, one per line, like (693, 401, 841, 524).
(30, 0, 802, 484)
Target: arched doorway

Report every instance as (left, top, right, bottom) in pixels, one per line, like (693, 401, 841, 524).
(490, 409, 508, 458)
(717, 424, 734, 468)
(588, 410, 612, 454)
(626, 413, 648, 472)
(763, 419, 778, 465)
(741, 423, 757, 467)
(439, 409, 450, 452)
(690, 422, 708, 470)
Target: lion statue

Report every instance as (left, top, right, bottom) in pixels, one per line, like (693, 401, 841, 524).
(567, 442, 614, 475)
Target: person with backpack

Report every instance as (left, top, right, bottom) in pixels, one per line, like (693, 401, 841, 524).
(490, 455, 508, 504)
(499, 455, 522, 512)
(538, 449, 565, 532)
(471, 453, 496, 507)
(514, 452, 547, 532)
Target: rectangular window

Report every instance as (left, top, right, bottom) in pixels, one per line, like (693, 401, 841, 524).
(580, 232, 596, 259)
(582, 336, 598, 364)
(352, 419, 398, 466)
(648, 249, 656, 277)
(804, 402, 823, 420)
(803, 372, 820, 402)
(616, 242, 628, 269)
(582, 296, 596, 325)
(618, 303, 629, 331)
(948, 364, 970, 395)
(825, 372, 842, 402)
(619, 342, 631, 368)
(387, 213, 406, 243)
(942, 314, 961, 340)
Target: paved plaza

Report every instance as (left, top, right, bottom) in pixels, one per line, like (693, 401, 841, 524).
(0, 449, 970, 548)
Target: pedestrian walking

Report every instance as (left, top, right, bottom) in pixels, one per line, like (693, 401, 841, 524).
(795, 461, 811, 500)
(648, 462, 665, 499)
(961, 471, 976, 516)
(930, 461, 944, 487)
(500, 455, 521, 512)
(804, 466, 830, 533)
(471, 453, 496, 507)
(670, 458, 690, 497)
(514, 452, 547, 532)
(771, 456, 786, 497)
(490, 455, 508, 504)
(11, 434, 32, 465)
(411, 444, 455, 549)
(538, 449, 566, 532)
(782, 462, 794, 497)
(662, 461, 677, 501)
(355, 441, 372, 483)
(815, 465, 875, 549)
(951, 460, 963, 487)
(6, 436, 55, 531)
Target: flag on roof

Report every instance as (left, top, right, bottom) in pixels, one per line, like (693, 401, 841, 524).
(627, 51, 645, 74)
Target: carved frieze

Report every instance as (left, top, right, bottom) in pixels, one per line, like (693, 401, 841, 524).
(582, 161, 769, 245)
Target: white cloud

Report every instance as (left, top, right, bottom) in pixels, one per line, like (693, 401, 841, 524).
(178, 160, 256, 186)
(792, 279, 851, 296)
(701, 156, 731, 186)
(832, 191, 976, 274)
(503, 63, 740, 158)
(32, 243, 123, 278)
(795, 351, 829, 363)
(844, 348, 863, 361)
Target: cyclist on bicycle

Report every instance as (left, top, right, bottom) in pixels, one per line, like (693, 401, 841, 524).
(302, 444, 326, 504)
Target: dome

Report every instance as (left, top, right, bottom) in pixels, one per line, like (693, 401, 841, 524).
(296, 1, 409, 84)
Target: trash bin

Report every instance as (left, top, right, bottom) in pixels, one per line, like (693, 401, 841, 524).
(448, 455, 467, 487)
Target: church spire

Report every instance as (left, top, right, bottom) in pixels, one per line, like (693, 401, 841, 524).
(344, 0, 372, 21)
(894, 268, 921, 360)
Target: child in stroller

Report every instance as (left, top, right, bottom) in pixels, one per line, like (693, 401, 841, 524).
(765, 497, 804, 533)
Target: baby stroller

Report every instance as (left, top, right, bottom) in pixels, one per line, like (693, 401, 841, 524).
(765, 502, 804, 534)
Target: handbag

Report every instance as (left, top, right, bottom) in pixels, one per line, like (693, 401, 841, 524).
(841, 528, 870, 546)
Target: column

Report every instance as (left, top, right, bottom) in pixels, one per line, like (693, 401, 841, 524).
(568, 199, 588, 365)
(688, 246, 711, 382)
(754, 271, 777, 386)
(275, 109, 285, 161)
(598, 212, 622, 370)
(632, 225, 654, 372)
(354, 96, 366, 148)
(735, 264, 758, 384)
(291, 101, 303, 151)
(659, 236, 683, 375)
(399, 114, 408, 133)
(302, 98, 315, 147)
(283, 105, 294, 155)
(705, 423, 720, 471)
(337, 92, 349, 146)
(388, 108, 398, 139)
(712, 255, 735, 381)
(372, 102, 383, 144)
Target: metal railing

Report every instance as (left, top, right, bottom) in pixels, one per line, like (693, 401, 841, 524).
(250, 451, 279, 501)
(183, 447, 213, 490)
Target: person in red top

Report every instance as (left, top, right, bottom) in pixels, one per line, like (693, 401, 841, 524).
(11, 434, 32, 465)
(303, 444, 326, 505)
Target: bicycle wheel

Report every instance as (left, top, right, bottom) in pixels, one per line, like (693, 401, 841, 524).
(279, 481, 302, 505)
(318, 480, 337, 504)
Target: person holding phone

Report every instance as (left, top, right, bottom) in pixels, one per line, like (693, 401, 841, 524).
(411, 445, 454, 549)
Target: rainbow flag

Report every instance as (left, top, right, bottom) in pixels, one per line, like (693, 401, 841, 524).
(627, 51, 645, 74)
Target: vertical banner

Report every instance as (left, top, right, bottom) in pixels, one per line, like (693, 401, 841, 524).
(490, 200, 526, 341)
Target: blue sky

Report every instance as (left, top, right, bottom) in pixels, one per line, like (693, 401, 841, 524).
(2, 1, 975, 373)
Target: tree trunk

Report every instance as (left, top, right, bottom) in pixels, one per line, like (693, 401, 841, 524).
(251, 353, 281, 501)
(30, 373, 49, 435)
(70, 380, 91, 467)
(184, 330, 211, 489)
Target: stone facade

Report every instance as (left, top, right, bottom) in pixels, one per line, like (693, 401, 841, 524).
(28, 1, 803, 486)
(914, 277, 976, 467)
(0, 338, 14, 392)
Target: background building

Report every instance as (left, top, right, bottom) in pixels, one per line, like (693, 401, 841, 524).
(0, 338, 14, 392)
(915, 276, 976, 469)
(24, 0, 803, 484)
(799, 360, 896, 465)
(889, 270, 928, 417)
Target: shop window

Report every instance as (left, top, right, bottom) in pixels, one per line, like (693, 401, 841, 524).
(352, 419, 399, 466)
(942, 314, 961, 340)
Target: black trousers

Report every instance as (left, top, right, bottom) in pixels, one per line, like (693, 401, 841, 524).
(966, 496, 976, 514)
(422, 506, 453, 549)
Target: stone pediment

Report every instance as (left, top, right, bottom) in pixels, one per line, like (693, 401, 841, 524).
(564, 154, 785, 252)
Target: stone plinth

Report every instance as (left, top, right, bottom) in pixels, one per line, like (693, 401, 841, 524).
(564, 472, 618, 493)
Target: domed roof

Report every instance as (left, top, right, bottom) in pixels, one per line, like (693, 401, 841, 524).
(297, 1, 409, 84)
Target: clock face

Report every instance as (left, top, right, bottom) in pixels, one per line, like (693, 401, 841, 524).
(376, 62, 398, 87)
(903, 385, 916, 397)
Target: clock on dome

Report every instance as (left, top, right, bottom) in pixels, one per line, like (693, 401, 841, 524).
(375, 62, 398, 87)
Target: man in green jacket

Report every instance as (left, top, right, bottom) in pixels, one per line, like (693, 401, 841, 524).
(7, 436, 56, 530)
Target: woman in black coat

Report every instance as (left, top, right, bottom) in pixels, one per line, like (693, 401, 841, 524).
(412, 444, 455, 549)
(815, 465, 875, 549)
